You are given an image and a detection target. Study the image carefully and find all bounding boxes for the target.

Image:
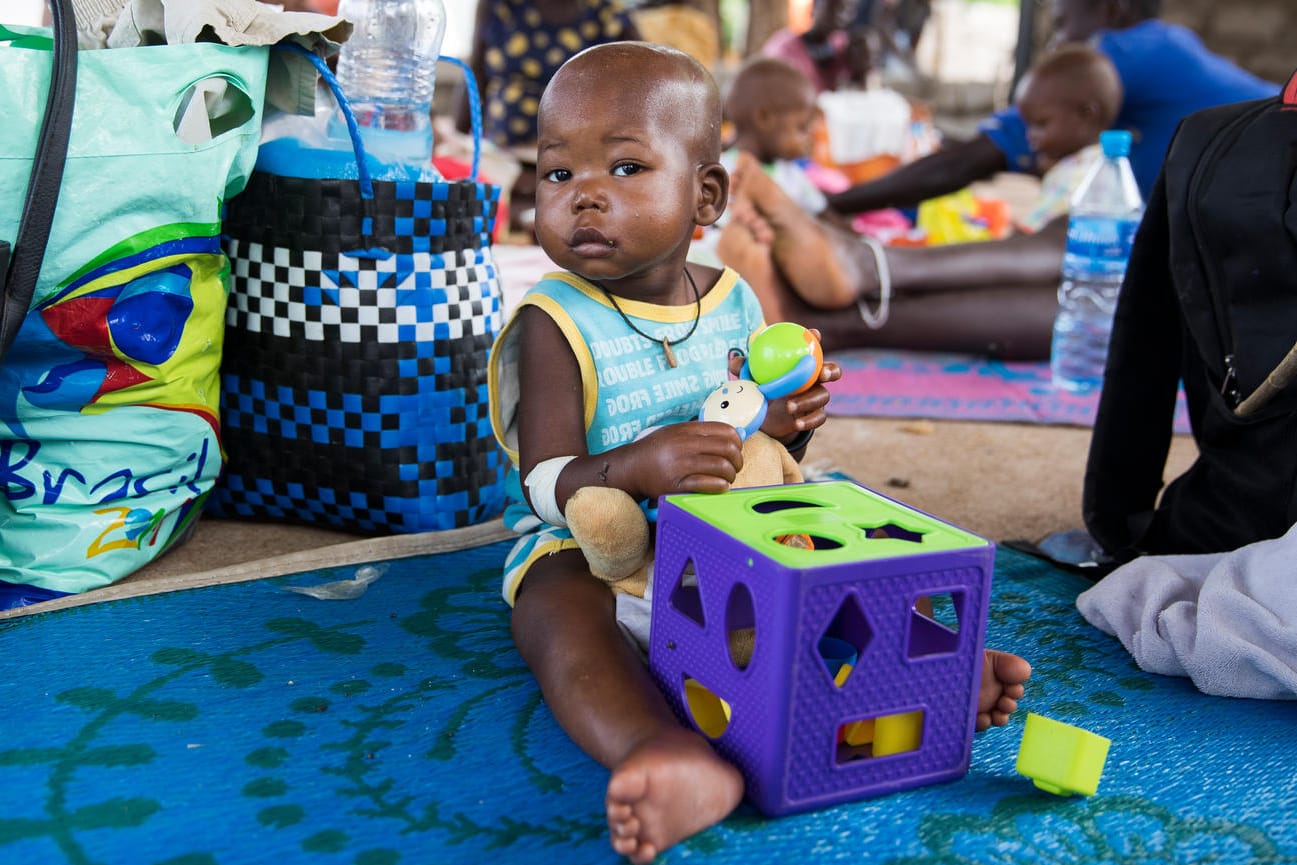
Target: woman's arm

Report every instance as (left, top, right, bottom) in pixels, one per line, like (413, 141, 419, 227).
(826, 134, 1009, 214)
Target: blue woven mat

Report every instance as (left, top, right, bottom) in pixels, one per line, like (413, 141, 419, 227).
(3, 538, 1295, 865)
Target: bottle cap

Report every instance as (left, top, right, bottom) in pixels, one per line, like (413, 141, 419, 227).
(1099, 129, 1133, 158)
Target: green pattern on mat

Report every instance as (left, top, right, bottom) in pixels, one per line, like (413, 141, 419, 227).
(1, 541, 1294, 864)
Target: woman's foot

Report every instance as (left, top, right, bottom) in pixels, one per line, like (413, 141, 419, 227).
(605, 725, 744, 864)
(725, 151, 867, 310)
(977, 649, 1032, 731)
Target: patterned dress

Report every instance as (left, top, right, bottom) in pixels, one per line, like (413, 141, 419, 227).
(478, 0, 636, 149)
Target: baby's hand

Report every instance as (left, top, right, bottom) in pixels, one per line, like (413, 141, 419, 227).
(764, 363, 840, 440)
(620, 422, 744, 500)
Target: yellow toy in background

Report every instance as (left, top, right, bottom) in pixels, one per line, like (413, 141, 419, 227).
(1015, 712, 1112, 796)
(915, 188, 1012, 245)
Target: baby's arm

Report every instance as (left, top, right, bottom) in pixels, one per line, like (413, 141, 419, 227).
(515, 306, 745, 518)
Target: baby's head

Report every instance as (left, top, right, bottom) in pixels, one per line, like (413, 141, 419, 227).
(724, 57, 820, 164)
(534, 42, 728, 286)
(1016, 44, 1122, 172)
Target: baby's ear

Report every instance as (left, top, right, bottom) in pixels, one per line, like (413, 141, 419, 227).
(695, 161, 729, 227)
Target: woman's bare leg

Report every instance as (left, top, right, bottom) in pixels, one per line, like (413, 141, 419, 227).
(721, 154, 1062, 360)
(723, 218, 1057, 359)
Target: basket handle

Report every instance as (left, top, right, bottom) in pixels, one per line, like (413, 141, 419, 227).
(280, 43, 485, 189)
(439, 55, 484, 181)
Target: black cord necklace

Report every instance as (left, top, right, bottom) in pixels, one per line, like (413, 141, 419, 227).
(592, 269, 701, 369)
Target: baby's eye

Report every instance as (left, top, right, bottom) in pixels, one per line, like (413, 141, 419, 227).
(542, 168, 571, 182)
(611, 162, 644, 177)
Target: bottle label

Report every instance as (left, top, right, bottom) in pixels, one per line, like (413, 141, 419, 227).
(1062, 215, 1140, 277)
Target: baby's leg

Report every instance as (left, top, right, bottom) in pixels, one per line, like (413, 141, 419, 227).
(511, 551, 743, 865)
(977, 649, 1032, 731)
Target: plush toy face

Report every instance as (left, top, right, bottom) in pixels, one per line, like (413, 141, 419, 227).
(699, 380, 768, 440)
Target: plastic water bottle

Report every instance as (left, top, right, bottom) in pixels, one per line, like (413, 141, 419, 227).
(1050, 129, 1144, 393)
(333, 0, 447, 166)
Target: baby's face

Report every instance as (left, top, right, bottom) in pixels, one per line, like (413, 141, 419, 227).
(534, 74, 706, 290)
(1017, 76, 1101, 173)
(762, 103, 820, 164)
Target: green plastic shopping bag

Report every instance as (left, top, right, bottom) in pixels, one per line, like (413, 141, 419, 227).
(0, 9, 268, 603)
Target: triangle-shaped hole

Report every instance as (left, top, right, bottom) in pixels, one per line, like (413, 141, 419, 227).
(669, 557, 705, 627)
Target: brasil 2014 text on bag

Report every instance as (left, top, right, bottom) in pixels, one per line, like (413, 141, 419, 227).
(0, 1, 268, 604)
(208, 47, 507, 535)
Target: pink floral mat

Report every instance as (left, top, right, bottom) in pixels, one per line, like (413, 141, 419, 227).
(828, 348, 1191, 433)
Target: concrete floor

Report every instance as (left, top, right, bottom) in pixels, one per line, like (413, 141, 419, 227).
(130, 414, 1198, 583)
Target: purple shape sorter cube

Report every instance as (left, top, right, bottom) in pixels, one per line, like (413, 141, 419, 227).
(648, 479, 994, 817)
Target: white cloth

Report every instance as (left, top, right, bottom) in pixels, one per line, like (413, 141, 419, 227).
(1076, 522, 1297, 700)
(615, 578, 654, 659)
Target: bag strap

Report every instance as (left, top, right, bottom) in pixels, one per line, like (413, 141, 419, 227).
(1234, 67, 1297, 418)
(0, 0, 78, 363)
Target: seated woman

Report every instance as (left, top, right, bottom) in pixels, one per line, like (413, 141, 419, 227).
(761, 0, 871, 95)
(716, 45, 1123, 360)
(459, 0, 640, 235)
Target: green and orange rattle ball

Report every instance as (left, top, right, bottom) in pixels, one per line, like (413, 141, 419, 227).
(742, 323, 824, 398)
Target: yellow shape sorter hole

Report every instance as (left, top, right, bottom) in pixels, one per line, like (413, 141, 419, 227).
(835, 709, 925, 764)
(683, 677, 732, 739)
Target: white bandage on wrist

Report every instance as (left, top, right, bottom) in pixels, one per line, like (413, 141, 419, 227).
(524, 455, 578, 527)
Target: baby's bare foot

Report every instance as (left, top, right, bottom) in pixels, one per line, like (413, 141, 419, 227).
(605, 726, 744, 864)
(977, 649, 1032, 731)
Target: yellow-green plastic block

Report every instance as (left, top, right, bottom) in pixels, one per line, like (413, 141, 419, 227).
(1015, 712, 1111, 796)
(873, 709, 924, 756)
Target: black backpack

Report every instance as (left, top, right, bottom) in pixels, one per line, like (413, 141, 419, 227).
(1084, 69, 1297, 562)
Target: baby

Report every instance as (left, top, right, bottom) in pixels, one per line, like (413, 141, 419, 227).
(1015, 43, 1123, 232)
(487, 41, 1030, 864)
(723, 55, 831, 219)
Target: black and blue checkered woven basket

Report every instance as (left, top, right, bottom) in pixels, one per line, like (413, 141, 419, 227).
(208, 49, 507, 533)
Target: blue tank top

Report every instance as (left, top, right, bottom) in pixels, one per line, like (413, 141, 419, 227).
(489, 268, 767, 465)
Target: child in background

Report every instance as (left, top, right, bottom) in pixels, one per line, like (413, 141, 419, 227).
(723, 56, 832, 220)
(692, 55, 851, 270)
(1015, 44, 1123, 232)
(488, 42, 1030, 864)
